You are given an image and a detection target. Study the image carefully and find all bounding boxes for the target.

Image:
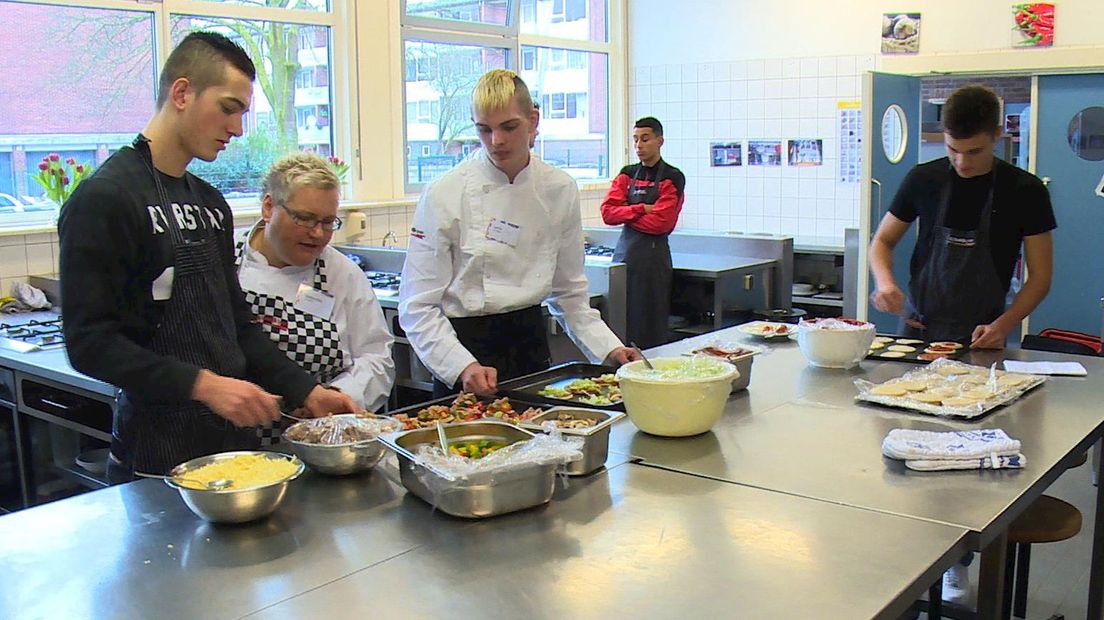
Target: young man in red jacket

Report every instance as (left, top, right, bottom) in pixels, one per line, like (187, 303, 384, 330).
(600, 117, 686, 348)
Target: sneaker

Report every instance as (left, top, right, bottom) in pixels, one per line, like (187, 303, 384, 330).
(942, 564, 969, 605)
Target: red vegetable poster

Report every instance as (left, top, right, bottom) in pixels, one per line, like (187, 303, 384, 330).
(1012, 3, 1055, 47)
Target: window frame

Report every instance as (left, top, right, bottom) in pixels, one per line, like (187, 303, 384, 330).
(399, 0, 625, 195)
(0, 0, 350, 219)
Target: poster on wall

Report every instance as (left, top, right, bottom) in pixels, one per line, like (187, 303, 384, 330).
(710, 142, 743, 167)
(747, 141, 782, 166)
(838, 100, 862, 183)
(881, 13, 921, 54)
(1012, 3, 1054, 47)
(787, 139, 823, 166)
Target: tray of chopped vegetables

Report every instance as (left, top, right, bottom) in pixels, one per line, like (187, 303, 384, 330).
(389, 391, 547, 430)
(498, 362, 625, 411)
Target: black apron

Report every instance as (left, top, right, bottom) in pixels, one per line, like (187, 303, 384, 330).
(431, 305, 551, 398)
(903, 168, 1006, 342)
(109, 136, 257, 481)
(613, 161, 673, 349)
(234, 227, 348, 445)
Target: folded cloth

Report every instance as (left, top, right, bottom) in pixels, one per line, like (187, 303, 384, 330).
(1003, 360, 1087, 377)
(882, 428, 1021, 461)
(0, 282, 51, 314)
(905, 453, 1026, 471)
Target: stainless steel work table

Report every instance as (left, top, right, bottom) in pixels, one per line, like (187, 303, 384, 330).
(669, 253, 776, 333)
(0, 471, 421, 619)
(609, 328, 1104, 618)
(0, 460, 969, 620)
(246, 464, 969, 620)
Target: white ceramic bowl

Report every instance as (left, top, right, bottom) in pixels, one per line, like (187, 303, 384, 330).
(616, 357, 739, 437)
(795, 318, 876, 369)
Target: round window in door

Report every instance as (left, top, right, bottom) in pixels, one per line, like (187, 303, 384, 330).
(1068, 106, 1104, 161)
(881, 104, 908, 164)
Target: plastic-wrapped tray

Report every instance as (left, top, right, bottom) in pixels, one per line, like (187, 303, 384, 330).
(855, 358, 1046, 419)
(865, 334, 968, 364)
(499, 362, 625, 411)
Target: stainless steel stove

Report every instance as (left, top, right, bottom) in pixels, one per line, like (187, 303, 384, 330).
(365, 271, 400, 298)
(583, 243, 616, 264)
(0, 318, 64, 352)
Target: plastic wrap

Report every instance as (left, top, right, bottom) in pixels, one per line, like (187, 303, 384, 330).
(855, 357, 1046, 419)
(411, 427, 583, 484)
(284, 414, 403, 445)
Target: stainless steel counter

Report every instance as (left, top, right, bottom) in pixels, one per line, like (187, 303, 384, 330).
(669, 252, 775, 277)
(0, 460, 970, 620)
(610, 327, 1104, 618)
(0, 311, 114, 398)
(249, 465, 968, 620)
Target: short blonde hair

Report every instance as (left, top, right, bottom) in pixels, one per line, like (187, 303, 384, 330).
(471, 69, 534, 116)
(261, 152, 340, 207)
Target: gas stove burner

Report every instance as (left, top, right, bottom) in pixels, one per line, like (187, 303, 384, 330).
(0, 317, 66, 351)
(364, 271, 401, 292)
(583, 243, 616, 258)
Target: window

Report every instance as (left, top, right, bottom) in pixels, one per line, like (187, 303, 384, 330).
(549, 48, 566, 69)
(402, 38, 509, 186)
(0, 2, 156, 226)
(406, 0, 510, 27)
(524, 0, 603, 40)
(401, 0, 616, 189)
(175, 13, 336, 199)
(523, 46, 607, 179)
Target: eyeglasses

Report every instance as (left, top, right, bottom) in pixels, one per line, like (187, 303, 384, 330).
(277, 204, 342, 231)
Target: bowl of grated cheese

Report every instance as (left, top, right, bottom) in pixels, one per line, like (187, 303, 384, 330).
(165, 451, 304, 523)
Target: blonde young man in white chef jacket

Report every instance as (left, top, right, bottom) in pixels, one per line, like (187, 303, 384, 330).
(399, 69, 639, 397)
(236, 153, 395, 439)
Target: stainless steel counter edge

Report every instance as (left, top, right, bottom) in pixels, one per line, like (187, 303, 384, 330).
(0, 338, 115, 398)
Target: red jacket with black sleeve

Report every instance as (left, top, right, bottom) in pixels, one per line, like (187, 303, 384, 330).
(600, 159, 685, 235)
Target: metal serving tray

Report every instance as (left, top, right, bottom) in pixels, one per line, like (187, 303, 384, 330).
(520, 407, 624, 476)
(377, 421, 556, 519)
(387, 393, 549, 428)
(866, 334, 967, 364)
(499, 362, 625, 411)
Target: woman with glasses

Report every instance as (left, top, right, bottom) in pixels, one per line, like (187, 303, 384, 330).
(235, 152, 395, 442)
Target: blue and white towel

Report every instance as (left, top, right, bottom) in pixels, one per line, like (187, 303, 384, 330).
(882, 428, 1026, 471)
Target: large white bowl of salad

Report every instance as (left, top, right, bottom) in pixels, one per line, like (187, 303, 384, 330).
(615, 357, 738, 437)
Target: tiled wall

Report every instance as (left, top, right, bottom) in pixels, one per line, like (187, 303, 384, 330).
(628, 54, 876, 243)
(0, 233, 58, 295)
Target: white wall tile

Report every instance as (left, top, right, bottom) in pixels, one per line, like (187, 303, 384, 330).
(746, 59, 765, 79)
(818, 57, 838, 76)
(0, 245, 28, 279)
(799, 57, 819, 77)
(0, 236, 25, 247)
(26, 244, 52, 276)
(763, 58, 782, 78)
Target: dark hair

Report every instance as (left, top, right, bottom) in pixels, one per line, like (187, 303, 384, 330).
(634, 116, 664, 137)
(157, 31, 256, 108)
(942, 85, 1001, 139)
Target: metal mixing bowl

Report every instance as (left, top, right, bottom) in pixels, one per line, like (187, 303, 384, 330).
(165, 451, 304, 524)
(283, 415, 402, 475)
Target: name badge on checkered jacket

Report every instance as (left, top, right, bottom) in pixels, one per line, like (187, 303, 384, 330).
(234, 238, 349, 445)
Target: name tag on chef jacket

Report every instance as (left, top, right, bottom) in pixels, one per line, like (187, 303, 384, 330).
(485, 218, 522, 248)
(294, 283, 336, 320)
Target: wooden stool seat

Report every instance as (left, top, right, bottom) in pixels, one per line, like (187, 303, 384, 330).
(1008, 495, 1082, 544)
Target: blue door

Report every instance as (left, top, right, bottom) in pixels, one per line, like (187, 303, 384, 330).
(1030, 74, 1104, 336)
(865, 72, 921, 331)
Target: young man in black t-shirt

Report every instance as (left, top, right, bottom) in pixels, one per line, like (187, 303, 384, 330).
(870, 85, 1055, 350)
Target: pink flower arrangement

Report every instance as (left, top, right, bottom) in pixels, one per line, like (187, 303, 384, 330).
(32, 154, 92, 206)
(326, 155, 349, 183)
